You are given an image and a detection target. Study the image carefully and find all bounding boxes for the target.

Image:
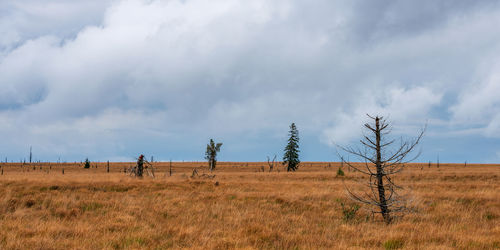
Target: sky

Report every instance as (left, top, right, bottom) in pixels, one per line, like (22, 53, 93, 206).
(0, 0, 500, 163)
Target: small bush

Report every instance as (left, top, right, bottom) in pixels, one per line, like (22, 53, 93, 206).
(339, 201, 359, 222)
(337, 167, 345, 177)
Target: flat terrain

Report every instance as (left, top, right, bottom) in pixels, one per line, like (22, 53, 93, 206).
(0, 162, 498, 249)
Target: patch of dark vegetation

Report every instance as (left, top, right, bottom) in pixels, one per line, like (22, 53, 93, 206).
(80, 202, 104, 212)
(5, 198, 19, 212)
(24, 199, 36, 208)
(274, 197, 313, 213)
(383, 239, 404, 249)
(53, 208, 80, 219)
(440, 174, 499, 181)
(40, 184, 135, 193)
(484, 212, 497, 221)
(113, 236, 149, 249)
(89, 186, 134, 192)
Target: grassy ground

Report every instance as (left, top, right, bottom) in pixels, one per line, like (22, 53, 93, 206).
(0, 162, 498, 249)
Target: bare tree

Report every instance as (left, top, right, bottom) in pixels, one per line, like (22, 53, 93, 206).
(128, 155, 155, 178)
(267, 155, 277, 172)
(338, 115, 425, 224)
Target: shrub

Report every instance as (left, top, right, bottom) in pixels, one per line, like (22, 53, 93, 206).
(337, 167, 345, 177)
(340, 201, 359, 222)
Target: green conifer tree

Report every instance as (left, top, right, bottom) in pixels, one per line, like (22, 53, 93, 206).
(283, 123, 300, 171)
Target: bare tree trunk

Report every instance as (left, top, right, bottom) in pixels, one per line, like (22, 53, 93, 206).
(267, 155, 276, 172)
(375, 117, 390, 224)
(210, 159, 216, 172)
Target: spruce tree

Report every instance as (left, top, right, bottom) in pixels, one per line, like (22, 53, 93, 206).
(283, 123, 300, 171)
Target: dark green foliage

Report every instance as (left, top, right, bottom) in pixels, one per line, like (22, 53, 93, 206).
(283, 123, 300, 172)
(84, 158, 90, 169)
(205, 139, 222, 171)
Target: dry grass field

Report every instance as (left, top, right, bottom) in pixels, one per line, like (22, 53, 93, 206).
(0, 161, 498, 249)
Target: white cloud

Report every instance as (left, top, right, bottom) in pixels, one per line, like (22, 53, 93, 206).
(451, 69, 500, 121)
(450, 61, 500, 137)
(323, 86, 442, 144)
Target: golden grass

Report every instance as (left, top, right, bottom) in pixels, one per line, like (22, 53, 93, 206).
(0, 162, 499, 249)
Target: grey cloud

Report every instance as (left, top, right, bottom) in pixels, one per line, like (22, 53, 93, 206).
(347, 0, 499, 43)
(0, 1, 113, 50)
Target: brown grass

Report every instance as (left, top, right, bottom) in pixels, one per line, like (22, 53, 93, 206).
(0, 162, 499, 249)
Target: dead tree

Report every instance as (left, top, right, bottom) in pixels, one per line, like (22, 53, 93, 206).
(148, 160, 155, 177)
(128, 157, 155, 178)
(267, 155, 277, 172)
(338, 115, 425, 224)
(205, 139, 222, 172)
(191, 168, 199, 177)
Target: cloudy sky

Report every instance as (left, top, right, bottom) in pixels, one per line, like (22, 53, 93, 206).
(1, 0, 499, 163)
